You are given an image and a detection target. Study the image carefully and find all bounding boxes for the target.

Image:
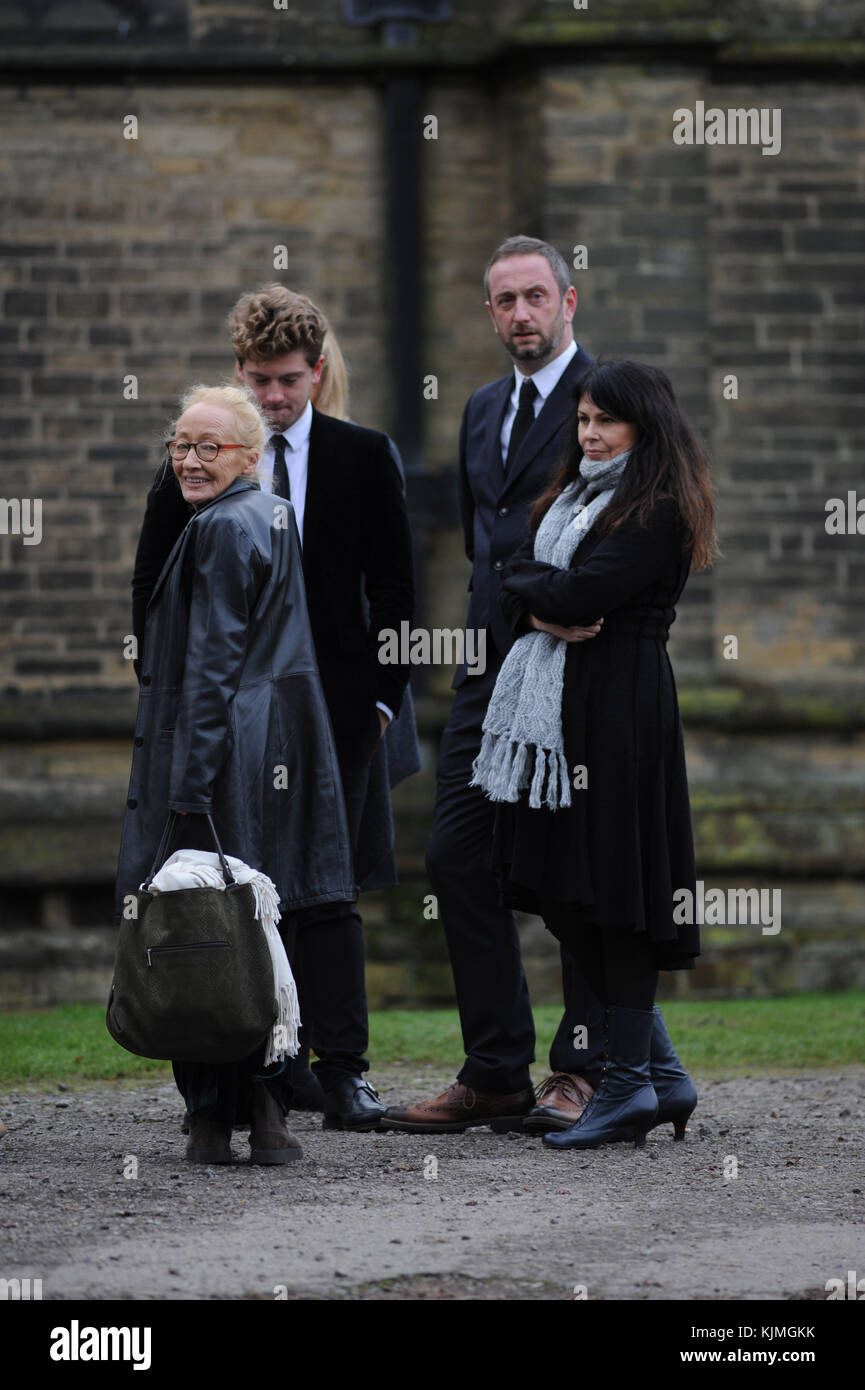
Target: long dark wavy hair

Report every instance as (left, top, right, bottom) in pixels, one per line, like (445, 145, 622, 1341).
(530, 359, 718, 571)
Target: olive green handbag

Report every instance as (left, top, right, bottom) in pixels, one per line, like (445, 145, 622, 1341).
(106, 814, 277, 1062)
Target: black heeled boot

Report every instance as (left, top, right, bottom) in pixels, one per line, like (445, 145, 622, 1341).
(648, 1005, 697, 1140)
(543, 1005, 658, 1151)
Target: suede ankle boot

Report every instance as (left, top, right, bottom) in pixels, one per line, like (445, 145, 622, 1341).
(249, 1082, 303, 1165)
(185, 1106, 232, 1164)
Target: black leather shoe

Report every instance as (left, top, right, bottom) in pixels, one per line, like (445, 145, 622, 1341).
(322, 1076, 385, 1131)
(290, 1067, 327, 1113)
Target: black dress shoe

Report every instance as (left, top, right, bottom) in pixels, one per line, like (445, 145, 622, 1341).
(322, 1076, 385, 1131)
(290, 1067, 327, 1113)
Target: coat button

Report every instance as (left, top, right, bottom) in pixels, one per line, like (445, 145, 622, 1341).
(134, 736, 144, 747)
(493, 560, 503, 571)
(141, 674, 151, 686)
(497, 506, 509, 517)
(127, 798, 138, 809)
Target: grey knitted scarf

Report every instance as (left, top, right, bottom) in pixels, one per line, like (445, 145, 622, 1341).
(470, 449, 631, 810)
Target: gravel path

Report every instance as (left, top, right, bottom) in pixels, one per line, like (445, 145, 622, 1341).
(1, 1065, 863, 1301)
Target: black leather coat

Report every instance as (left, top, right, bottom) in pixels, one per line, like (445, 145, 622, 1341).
(115, 477, 355, 919)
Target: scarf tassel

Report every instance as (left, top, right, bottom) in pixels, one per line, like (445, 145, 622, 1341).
(470, 731, 528, 804)
(528, 746, 546, 809)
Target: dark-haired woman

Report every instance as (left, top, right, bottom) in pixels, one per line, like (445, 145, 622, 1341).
(471, 359, 717, 1151)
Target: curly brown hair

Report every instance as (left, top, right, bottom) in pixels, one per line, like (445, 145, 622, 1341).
(227, 283, 327, 367)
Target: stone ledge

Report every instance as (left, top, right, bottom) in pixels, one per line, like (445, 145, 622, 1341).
(7, 681, 865, 739)
(2, 22, 864, 75)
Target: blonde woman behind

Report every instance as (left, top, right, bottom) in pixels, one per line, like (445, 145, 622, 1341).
(312, 326, 350, 420)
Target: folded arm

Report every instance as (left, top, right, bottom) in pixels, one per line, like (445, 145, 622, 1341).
(500, 501, 682, 628)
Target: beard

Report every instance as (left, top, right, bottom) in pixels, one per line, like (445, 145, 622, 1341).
(502, 304, 566, 365)
(504, 331, 557, 362)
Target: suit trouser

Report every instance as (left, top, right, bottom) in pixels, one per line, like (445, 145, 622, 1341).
(426, 647, 603, 1094)
(283, 708, 382, 1090)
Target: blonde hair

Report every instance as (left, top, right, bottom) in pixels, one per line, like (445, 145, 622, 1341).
(173, 383, 268, 477)
(313, 327, 350, 420)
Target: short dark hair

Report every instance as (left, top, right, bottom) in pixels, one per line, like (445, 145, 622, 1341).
(228, 283, 327, 368)
(484, 236, 572, 300)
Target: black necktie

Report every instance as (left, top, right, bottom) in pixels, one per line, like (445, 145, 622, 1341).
(270, 433, 290, 500)
(505, 378, 538, 471)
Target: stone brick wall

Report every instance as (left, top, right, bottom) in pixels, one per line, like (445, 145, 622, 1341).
(708, 82, 865, 684)
(1, 0, 863, 1006)
(1, 79, 386, 691)
(535, 66, 865, 682)
(2, 14, 864, 692)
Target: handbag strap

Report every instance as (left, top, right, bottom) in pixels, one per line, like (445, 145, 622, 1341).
(144, 813, 177, 888)
(143, 812, 237, 890)
(204, 814, 236, 887)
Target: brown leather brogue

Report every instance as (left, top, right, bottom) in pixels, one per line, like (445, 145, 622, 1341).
(522, 1072, 595, 1134)
(382, 1082, 535, 1134)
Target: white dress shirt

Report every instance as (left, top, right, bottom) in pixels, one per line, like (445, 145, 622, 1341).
(258, 398, 313, 544)
(500, 337, 579, 463)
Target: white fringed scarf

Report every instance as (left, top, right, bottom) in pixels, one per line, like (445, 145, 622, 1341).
(145, 849, 300, 1066)
(470, 450, 631, 810)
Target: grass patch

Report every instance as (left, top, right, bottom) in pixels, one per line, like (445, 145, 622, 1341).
(373, 994, 865, 1077)
(0, 1004, 173, 1091)
(0, 993, 863, 1092)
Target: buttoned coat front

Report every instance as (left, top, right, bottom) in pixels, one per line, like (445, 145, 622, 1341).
(115, 477, 355, 919)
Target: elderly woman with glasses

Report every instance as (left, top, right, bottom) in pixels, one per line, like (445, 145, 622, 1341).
(114, 384, 354, 1166)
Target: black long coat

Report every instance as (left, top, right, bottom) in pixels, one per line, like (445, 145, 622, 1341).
(115, 477, 355, 919)
(130, 410, 417, 890)
(495, 498, 699, 969)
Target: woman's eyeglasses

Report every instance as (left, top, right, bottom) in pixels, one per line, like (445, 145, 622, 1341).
(167, 441, 246, 462)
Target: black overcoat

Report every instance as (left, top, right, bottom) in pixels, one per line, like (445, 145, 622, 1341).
(495, 497, 700, 969)
(129, 411, 417, 891)
(115, 477, 355, 919)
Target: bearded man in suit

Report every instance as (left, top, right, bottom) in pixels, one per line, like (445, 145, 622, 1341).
(384, 236, 601, 1134)
(131, 285, 414, 1131)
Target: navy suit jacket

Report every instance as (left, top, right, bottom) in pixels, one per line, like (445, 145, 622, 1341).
(455, 342, 594, 685)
